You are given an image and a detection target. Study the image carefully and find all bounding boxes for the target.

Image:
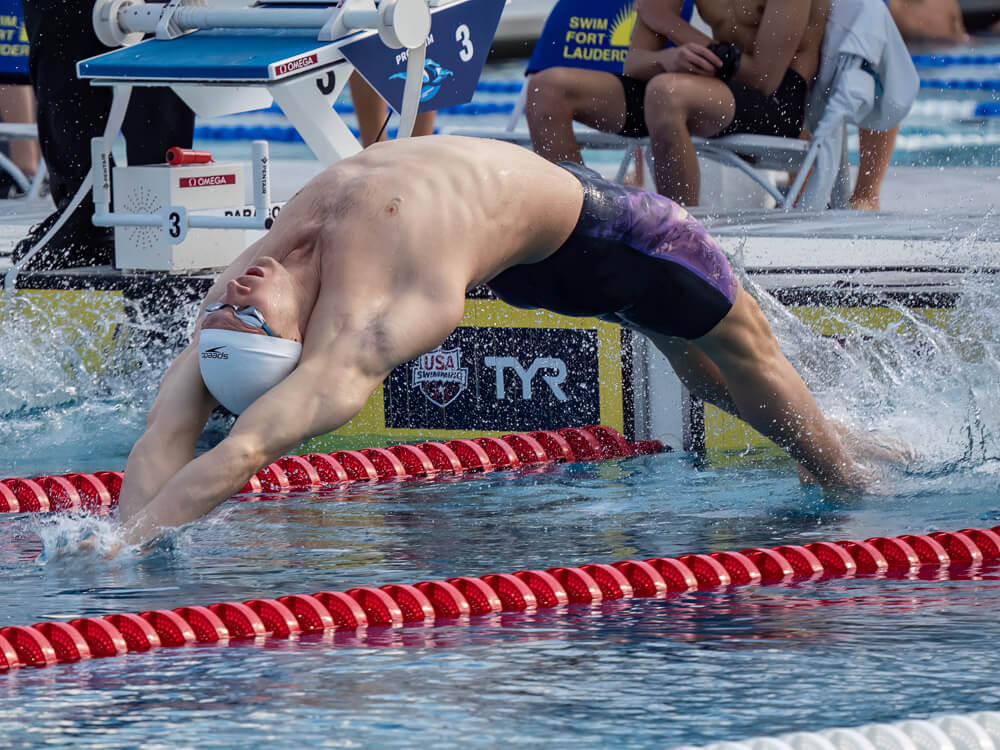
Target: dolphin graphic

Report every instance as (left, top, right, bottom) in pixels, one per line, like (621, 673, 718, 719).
(389, 58, 454, 102)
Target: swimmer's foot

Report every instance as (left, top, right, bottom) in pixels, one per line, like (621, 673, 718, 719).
(804, 422, 914, 493)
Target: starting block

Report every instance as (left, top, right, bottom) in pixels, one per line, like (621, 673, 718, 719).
(74, 0, 505, 273)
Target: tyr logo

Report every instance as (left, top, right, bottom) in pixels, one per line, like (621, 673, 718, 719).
(483, 356, 568, 402)
(411, 346, 468, 407)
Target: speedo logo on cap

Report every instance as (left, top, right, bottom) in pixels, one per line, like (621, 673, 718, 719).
(201, 346, 229, 360)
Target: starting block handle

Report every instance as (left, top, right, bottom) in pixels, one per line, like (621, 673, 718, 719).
(340, 8, 379, 30)
(118, 5, 332, 36)
(102, 0, 430, 48)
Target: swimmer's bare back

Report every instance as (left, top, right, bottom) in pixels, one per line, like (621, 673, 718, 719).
(264, 136, 585, 292)
(204, 137, 587, 378)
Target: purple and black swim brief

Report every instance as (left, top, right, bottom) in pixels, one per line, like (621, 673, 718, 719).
(487, 161, 738, 340)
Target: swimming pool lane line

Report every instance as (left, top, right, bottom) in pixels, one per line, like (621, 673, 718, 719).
(0, 425, 664, 514)
(1, 525, 999, 672)
(670, 710, 1000, 750)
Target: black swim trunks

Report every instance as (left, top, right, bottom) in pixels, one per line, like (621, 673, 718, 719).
(716, 68, 808, 138)
(487, 162, 738, 341)
(613, 67, 808, 140)
(615, 74, 651, 139)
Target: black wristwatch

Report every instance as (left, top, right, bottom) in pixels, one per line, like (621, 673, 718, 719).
(707, 41, 742, 81)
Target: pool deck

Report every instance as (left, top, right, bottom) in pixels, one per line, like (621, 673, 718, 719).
(0, 164, 997, 301)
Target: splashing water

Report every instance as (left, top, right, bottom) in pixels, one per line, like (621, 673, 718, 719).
(0, 290, 199, 475)
(736, 236, 1000, 492)
(2, 238, 999, 498)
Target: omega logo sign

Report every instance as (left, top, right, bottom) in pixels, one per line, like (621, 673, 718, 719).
(275, 53, 319, 76)
(179, 174, 236, 189)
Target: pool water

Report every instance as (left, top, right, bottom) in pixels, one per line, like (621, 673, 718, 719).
(2, 266, 1000, 747)
(1, 455, 1000, 748)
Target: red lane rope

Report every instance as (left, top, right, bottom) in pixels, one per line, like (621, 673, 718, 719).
(0, 426, 664, 514)
(2, 525, 999, 672)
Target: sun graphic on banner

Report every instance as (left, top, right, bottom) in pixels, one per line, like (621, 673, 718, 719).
(609, 3, 637, 47)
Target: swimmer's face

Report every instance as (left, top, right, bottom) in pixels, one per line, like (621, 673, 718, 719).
(202, 256, 304, 342)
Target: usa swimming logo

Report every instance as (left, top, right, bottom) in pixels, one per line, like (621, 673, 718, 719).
(411, 346, 467, 407)
(388, 59, 454, 102)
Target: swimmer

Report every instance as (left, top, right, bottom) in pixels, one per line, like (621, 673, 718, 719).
(118, 135, 874, 546)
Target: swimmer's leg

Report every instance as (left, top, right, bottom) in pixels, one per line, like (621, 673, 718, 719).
(655, 284, 867, 489)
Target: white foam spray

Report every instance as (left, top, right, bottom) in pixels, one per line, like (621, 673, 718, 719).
(734, 233, 1000, 492)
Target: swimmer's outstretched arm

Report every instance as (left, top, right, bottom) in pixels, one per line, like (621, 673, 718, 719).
(120, 356, 385, 547)
(118, 344, 219, 524)
(118, 240, 307, 528)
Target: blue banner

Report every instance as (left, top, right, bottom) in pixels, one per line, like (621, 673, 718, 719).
(0, 0, 28, 81)
(340, 0, 505, 114)
(526, 0, 694, 75)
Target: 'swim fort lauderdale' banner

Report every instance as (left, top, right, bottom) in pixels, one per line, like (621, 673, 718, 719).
(557, 4, 636, 66)
(527, 0, 638, 74)
(525, 0, 692, 75)
(0, 1, 28, 82)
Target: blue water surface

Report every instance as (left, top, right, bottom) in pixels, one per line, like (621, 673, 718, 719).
(1, 451, 1000, 749)
(2, 79, 1000, 746)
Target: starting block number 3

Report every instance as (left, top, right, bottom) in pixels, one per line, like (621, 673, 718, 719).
(456, 24, 473, 61)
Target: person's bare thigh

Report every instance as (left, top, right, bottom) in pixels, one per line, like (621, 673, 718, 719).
(644, 73, 736, 137)
(535, 67, 630, 134)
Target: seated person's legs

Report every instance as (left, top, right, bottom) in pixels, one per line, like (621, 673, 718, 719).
(851, 126, 898, 211)
(641, 73, 736, 205)
(713, 69, 808, 140)
(643, 69, 806, 205)
(525, 66, 636, 163)
(0, 84, 41, 186)
(348, 73, 435, 148)
(850, 0, 967, 212)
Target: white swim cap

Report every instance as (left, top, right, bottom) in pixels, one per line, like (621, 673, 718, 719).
(198, 328, 302, 414)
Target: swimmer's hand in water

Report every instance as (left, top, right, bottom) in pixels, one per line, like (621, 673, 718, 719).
(799, 424, 915, 492)
(835, 423, 916, 466)
(75, 533, 119, 560)
(59, 529, 159, 561)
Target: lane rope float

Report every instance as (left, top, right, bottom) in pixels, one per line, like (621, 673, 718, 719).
(668, 710, 1000, 750)
(2, 524, 999, 672)
(0, 426, 665, 514)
